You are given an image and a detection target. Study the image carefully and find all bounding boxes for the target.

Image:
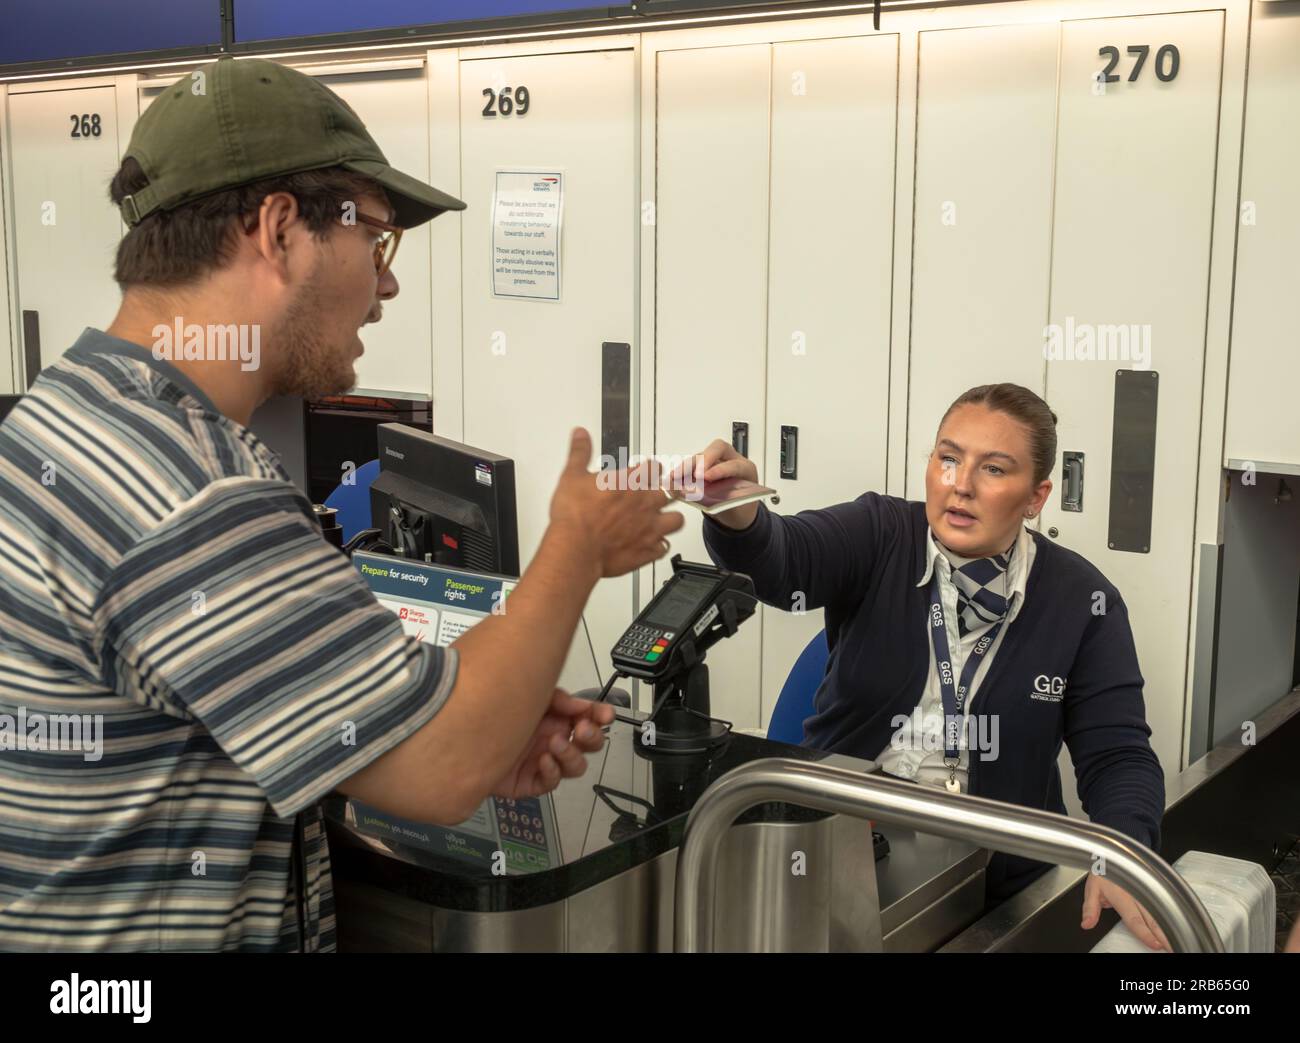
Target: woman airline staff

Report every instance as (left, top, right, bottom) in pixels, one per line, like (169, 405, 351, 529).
(687, 383, 1168, 950)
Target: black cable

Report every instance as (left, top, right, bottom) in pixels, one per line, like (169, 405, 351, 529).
(581, 614, 602, 687)
(341, 527, 391, 556)
(582, 611, 627, 711)
(595, 670, 623, 703)
(640, 683, 665, 720)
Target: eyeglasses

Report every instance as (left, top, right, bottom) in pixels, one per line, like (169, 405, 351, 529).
(355, 211, 403, 278)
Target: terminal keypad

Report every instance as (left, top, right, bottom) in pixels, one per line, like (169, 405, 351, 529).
(615, 624, 675, 663)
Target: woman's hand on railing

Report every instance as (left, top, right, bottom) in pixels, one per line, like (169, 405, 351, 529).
(1082, 872, 1171, 951)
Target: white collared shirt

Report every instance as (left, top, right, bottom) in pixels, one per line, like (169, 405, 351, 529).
(873, 523, 1037, 792)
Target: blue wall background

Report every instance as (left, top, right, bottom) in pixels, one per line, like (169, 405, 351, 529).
(234, 1, 618, 42)
(0, 0, 220, 64)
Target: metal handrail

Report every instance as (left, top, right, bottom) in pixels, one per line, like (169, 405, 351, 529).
(674, 758, 1223, 953)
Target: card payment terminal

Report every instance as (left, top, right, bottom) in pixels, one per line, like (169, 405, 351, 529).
(603, 556, 757, 754)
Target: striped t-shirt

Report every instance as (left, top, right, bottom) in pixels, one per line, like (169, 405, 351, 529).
(0, 328, 456, 951)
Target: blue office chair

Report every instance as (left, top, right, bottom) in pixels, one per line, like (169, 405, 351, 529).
(323, 459, 381, 542)
(766, 629, 829, 745)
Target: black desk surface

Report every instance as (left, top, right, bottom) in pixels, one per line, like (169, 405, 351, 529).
(324, 716, 869, 913)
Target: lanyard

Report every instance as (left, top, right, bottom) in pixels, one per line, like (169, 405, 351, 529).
(927, 570, 1005, 793)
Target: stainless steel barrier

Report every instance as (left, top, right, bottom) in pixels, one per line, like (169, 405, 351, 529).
(674, 758, 1224, 953)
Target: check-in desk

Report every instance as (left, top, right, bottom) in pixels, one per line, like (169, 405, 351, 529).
(325, 715, 990, 952)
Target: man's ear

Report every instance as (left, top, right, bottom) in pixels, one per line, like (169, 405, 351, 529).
(252, 191, 302, 283)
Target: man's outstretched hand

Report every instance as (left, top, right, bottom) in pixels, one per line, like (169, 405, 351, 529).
(490, 689, 615, 799)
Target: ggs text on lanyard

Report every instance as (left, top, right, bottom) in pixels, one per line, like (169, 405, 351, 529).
(927, 572, 1004, 794)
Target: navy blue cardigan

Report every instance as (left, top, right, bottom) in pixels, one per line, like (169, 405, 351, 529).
(703, 492, 1164, 899)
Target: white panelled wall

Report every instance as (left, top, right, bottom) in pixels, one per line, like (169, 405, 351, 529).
(457, 45, 639, 697)
(5, 80, 126, 375)
(761, 36, 896, 724)
(652, 32, 895, 730)
(1226, 2, 1300, 471)
(654, 42, 771, 729)
(1042, 11, 1224, 785)
(1, 0, 1290, 787)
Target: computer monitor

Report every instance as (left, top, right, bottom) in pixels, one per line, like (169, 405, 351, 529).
(369, 423, 520, 577)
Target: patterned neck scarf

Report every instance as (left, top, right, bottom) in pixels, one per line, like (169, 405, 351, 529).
(936, 537, 1015, 637)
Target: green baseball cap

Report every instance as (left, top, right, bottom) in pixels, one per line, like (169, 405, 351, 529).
(119, 56, 465, 230)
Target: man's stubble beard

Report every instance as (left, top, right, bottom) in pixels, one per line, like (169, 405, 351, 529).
(270, 281, 358, 399)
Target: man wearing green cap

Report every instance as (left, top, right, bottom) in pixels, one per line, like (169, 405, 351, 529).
(0, 57, 681, 952)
